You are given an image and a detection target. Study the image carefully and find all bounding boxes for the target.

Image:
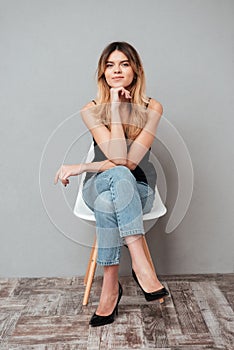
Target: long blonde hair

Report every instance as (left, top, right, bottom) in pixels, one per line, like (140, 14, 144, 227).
(94, 41, 149, 140)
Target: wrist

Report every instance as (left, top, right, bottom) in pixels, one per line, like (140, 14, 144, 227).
(80, 163, 87, 173)
(110, 108, 122, 124)
(111, 102, 120, 110)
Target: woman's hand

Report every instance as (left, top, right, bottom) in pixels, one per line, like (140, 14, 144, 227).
(54, 164, 84, 186)
(110, 87, 131, 103)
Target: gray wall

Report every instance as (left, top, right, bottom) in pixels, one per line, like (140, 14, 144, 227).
(1, 0, 233, 277)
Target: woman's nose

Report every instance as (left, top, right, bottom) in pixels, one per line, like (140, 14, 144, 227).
(114, 65, 121, 73)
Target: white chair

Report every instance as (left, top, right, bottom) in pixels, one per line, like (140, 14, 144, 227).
(73, 142, 167, 305)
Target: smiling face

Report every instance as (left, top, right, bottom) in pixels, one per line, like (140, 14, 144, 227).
(104, 50, 135, 89)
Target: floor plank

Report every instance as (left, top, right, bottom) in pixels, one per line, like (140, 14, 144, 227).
(168, 281, 209, 335)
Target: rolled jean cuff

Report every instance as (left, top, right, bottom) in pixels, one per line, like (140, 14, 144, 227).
(120, 229, 145, 237)
(96, 259, 120, 266)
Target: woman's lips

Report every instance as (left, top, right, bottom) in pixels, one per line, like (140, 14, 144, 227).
(112, 77, 124, 80)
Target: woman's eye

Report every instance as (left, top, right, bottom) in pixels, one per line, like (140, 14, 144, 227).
(122, 63, 129, 67)
(106, 64, 113, 68)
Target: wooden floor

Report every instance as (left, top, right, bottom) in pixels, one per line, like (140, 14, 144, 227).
(0, 274, 234, 349)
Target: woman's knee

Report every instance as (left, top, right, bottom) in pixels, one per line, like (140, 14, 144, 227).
(94, 190, 114, 213)
(108, 165, 134, 181)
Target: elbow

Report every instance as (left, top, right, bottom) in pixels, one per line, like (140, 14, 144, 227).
(126, 160, 137, 170)
(110, 159, 137, 170)
(111, 158, 127, 166)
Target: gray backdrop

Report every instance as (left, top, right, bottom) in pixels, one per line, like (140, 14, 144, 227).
(1, 0, 233, 277)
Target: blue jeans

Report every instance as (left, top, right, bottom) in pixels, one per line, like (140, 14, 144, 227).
(82, 166, 155, 266)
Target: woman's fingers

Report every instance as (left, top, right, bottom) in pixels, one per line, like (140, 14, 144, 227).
(61, 172, 70, 186)
(121, 87, 131, 96)
(54, 167, 70, 186)
(111, 87, 131, 102)
(125, 90, 131, 99)
(63, 178, 69, 187)
(120, 87, 131, 99)
(54, 164, 83, 186)
(54, 169, 60, 184)
(54, 167, 63, 184)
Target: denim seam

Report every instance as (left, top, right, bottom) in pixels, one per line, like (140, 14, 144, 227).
(109, 174, 123, 229)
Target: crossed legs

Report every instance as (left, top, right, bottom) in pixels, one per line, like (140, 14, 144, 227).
(82, 166, 164, 316)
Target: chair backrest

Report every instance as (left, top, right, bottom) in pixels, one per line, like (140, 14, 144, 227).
(73, 142, 167, 221)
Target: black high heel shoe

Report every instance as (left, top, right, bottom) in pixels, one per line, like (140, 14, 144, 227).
(89, 282, 123, 327)
(132, 269, 169, 302)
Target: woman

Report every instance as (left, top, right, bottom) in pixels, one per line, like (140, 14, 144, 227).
(54, 41, 169, 327)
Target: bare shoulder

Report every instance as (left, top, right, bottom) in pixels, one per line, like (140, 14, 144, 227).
(80, 101, 100, 129)
(80, 101, 97, 125)
(81, 101, 95, 112)
(148, 98, 163, 116)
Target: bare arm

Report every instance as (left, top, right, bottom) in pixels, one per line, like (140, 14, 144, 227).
(81, 87, 131, 165)
(126, 99, 163, 170)
(108, 102, 127, 164)
(54, 160, 116, 186)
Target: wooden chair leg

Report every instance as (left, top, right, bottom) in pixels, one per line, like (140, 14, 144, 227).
(142, 236, 164, 304)
(84, 238, 96, 286)
(83, 238, 97, 306)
